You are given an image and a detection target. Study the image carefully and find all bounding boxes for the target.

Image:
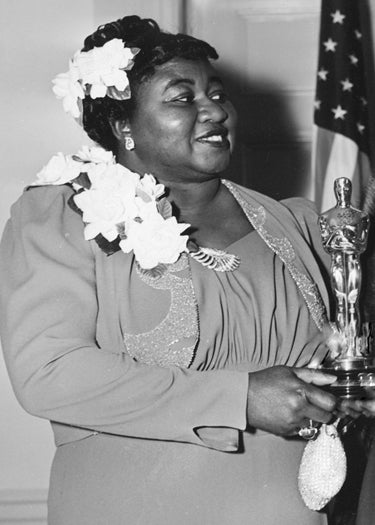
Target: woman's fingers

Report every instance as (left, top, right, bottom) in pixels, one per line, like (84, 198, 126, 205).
(294, 367, 337, 386)
(295, 368, 337, 422)
(295, 382, 337, 424)
(353, 392, 375, 417)
(302, 400, 336, 424)
(294, 368, 338, 423)
(303, 382, 337, 412)
(335, 390, 375, 418)
(247, 366, 338, 435)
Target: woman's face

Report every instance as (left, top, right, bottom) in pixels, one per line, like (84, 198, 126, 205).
(127, 57, 237, 183)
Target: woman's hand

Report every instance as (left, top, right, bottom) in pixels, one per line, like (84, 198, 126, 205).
(247, 366, 338, 436)
(338, 389, 375, 419)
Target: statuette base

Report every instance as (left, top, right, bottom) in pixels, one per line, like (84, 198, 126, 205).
(320, 357, 375, 398)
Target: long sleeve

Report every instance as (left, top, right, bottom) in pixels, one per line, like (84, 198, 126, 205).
(0, 185, 248, 448)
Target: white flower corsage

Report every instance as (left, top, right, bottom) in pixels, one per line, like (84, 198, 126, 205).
(32, 146, 190, 270)
(52, 38, 140, 121)
(32, 152, 83, 186)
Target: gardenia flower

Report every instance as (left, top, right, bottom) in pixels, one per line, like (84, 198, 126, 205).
(74, 188, 132, 242)
(33, 143, 190, 269)
(52, 39, 139, 119)
(136, 174, 165, 202)
(120, 214, 189, 269)
(52, 61, 84, 118)
(32, 153, 83, 186)
(74, 164, 141, 242)
(132, 199, 161, 224)
(88, 163, 140, 194)
(74, 145, 116, 181)
(76, 145, 115, 165)
(74, 39, 138, 99)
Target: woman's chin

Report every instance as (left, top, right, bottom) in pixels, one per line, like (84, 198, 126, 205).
(195, 155, 231, 176)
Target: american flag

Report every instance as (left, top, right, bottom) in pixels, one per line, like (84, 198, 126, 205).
(312, 0, 373, 212)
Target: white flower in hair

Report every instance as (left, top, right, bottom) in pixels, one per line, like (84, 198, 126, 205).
(75, 39, 137, 99)
(32, 152, 83, 186)
(52, 62, 84, 119)
(52, 38, 139, 119)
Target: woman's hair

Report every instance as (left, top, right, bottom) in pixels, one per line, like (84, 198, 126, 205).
(81, 15, 218, 152)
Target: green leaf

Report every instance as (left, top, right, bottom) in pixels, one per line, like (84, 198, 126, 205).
(157, 197, 173, 219)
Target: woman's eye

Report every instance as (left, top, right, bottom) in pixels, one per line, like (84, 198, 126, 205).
(172, 94, 194, 103)
(210, 92, 228, 103)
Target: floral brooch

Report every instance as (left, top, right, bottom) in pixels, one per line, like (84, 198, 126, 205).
(32, 145, 240, 273)
(32, 146, 190, 270)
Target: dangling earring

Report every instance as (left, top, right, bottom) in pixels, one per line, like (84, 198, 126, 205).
(124, 136, 135, 151)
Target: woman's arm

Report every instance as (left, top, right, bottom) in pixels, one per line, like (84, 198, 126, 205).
(0, 186, 339, 446)
(0, 185, 248, 448)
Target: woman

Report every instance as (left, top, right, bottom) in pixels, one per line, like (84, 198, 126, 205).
(0, 15, 342, 525)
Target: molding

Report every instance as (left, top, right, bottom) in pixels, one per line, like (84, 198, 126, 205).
(234, 0, 321, 21)
(0, 489, 47, 524)
(157, 0, 184, 32)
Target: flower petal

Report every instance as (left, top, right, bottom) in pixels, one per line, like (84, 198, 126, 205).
(90, 83, 107, 99)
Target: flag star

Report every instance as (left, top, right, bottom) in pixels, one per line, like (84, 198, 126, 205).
(332, 105, 347, 119)
(318, 68, 329, 80)
(341, 78, 353, 91)
(331, 10, 345, 24)
(357, 122, 365, 134)
(323, 38, 338, 52)
(314, 100, 321, 110)
(349, 54, 359, 65)
(355, 29, 362, 39)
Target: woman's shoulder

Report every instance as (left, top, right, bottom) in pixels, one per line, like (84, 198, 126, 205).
(280, 196, 319, 225)
(226, 181, 323, 249)
(225, 180, 318, 222)
(6, 184, 90, 256)
(12, 183, 75, 218)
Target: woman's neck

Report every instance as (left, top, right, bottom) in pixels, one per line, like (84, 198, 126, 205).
(118, 152, 224, 216)
(117, 155, 252, 249)
(160, 178, 223, 217)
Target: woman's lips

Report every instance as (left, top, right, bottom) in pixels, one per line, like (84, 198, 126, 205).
(196, 130, 230, 148)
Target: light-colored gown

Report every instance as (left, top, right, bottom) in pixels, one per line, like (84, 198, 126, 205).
(0, 180, 331, 524)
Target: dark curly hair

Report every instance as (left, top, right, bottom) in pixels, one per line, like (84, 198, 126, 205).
(80, 15, 218, 153)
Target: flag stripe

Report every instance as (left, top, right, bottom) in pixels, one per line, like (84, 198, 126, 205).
(312, 0, 373, 211)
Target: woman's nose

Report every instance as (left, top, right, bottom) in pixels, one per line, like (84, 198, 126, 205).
(197, 98, 228, 123)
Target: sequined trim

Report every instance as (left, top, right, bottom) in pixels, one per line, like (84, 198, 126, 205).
(123, 253, 199, 367)
(223, 180, 327, 330)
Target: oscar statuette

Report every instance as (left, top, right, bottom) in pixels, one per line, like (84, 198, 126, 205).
(318, 177, 375, 398)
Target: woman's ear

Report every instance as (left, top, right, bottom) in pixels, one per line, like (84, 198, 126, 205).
(110, 119, 135, 151)
(110, 119, 132, 141)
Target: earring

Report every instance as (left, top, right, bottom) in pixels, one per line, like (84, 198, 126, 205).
(125, 136, 135, 151)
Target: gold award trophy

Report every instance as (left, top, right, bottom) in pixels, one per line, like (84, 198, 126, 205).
(318, 177, 375, 398)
